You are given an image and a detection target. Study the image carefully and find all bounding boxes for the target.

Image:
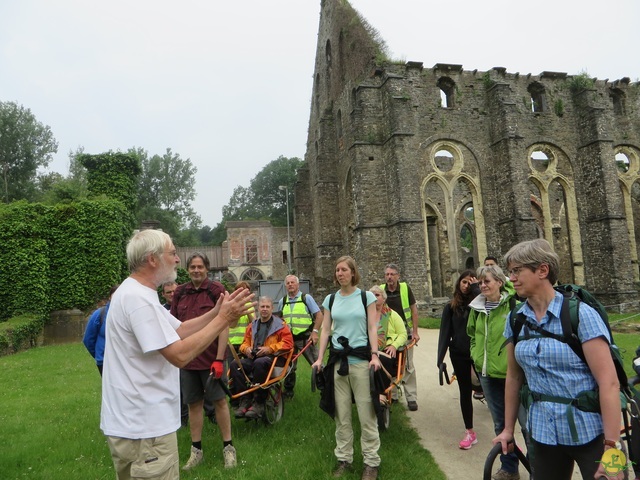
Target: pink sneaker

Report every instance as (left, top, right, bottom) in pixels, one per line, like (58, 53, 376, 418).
(459, 430, 477, 450)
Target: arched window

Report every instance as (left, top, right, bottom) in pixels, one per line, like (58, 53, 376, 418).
(437, 77, 456, 108)
(528, 82, 547, 112)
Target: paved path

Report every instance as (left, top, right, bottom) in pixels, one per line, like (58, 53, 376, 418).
(404, 328, 581, 479)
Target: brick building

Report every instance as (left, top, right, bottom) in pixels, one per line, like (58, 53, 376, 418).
(294, 0, 640, 312)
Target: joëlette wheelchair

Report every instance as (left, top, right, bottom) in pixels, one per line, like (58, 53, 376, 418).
(226, 341, 312, 425)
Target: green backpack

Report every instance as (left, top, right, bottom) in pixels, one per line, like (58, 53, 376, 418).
(510, 284, 632, 442)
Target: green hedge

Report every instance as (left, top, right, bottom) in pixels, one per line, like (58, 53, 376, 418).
(0, 314, 46, 355)
(0, 200, 131, 321)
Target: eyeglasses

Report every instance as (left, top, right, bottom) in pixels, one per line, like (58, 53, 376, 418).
(507, 265, 528, 277)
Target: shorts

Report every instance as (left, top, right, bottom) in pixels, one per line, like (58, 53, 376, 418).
(180, 369, 227, 405)
(106, 433, 178, 480)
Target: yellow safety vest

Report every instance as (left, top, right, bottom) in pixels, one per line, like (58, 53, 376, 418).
(228, 302, 253, 345)
(380, 282, 413, 328)
(281, 293, 313, 336)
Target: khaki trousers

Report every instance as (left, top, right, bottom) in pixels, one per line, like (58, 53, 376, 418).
(106, 432, 179, 480)
(333, 361, 381, 467)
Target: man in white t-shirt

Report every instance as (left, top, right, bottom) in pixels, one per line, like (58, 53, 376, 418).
(100, 229, 253, 480)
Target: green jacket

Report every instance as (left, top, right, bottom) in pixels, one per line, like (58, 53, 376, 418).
(466, 284, 517, 379)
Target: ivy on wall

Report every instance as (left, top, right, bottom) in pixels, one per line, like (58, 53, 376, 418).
(0, 200, 130, 321)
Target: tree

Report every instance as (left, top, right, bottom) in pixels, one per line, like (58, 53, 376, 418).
(0, 101, 58, 203)
(210, 155, 303, 245)
(222, 155, 303, 227)
(132, 147, 202, 234)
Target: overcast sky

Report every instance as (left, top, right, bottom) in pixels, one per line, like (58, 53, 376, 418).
(1, 0, 638, 228)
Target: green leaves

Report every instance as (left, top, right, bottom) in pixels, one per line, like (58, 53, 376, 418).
(0, 101, 59, 203)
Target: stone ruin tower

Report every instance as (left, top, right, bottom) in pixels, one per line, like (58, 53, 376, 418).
(294, 0, 640, 312)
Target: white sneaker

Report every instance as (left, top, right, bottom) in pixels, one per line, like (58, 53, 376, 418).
(182, 445, 203, 471)
(223, 444, 237, 468)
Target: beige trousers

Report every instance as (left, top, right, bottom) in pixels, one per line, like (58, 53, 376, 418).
(106, 432, 179, 480)
(333, 361, 381, 467)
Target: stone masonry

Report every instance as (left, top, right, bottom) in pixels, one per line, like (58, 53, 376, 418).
(294, 0, 640, 313)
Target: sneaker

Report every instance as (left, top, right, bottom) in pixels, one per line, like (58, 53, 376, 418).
(283, 390, 295, 400)
(407, 401, 418, 411)
(222, 444, 237, 469)
(473, 391, 485, 401)
(244, 401, 265, 419)
(361, 464, 379, 480)
(492, 469, 520, 480)
(459, 430, 478, 449)
(182, 446, 203, 471)
(208, 411, 217, 425)
(332, 461, 353, 477)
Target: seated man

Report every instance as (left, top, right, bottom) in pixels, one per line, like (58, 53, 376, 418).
(229, 296, 293, 419)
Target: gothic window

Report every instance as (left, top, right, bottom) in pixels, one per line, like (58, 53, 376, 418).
(244, 238, 258, 264)
(616, 152, 630, 173)
(528, 82, 547, 113)
(434, 148, 455, 172)
(530, 149, 552, 173)
(437, 77, 456, 108)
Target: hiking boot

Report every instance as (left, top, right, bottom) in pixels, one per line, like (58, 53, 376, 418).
(332, 461, 353, 477)
(459, 430, 478, 450)
(234, 397, 251, 418)
(361, 464, 379, 480)
(182, 446, 203, 471)
(222, 444, 237, 468)
(244, 401, 265, 419)
(407, 400, 418, 411)
(492, 469, 520, 480)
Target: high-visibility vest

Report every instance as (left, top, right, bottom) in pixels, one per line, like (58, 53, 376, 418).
(380, 282, 413, 328)
(281, 293, 313, 335)
(228, 302, 253, 345)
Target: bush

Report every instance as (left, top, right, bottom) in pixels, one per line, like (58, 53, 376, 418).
(0, 314, 45, 355)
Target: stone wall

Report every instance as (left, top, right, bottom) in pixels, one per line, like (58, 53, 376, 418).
(295, 0, 640, 313)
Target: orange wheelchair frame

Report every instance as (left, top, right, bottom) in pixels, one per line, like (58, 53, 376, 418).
(227, 341, 312, 424)
(374, 338, 417, 431)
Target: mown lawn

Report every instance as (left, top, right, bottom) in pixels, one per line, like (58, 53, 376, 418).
(0, 342, 445, 480)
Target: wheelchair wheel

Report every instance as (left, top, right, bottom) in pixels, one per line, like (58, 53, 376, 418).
(377, 402, 390, 431)
(483, 441, 532, 480)
(263, 384, 284, 425)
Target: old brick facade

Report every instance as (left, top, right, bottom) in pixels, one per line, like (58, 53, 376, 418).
(294, 0, 640, 312)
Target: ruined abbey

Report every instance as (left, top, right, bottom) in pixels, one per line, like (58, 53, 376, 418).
(294, 0, 640, 311)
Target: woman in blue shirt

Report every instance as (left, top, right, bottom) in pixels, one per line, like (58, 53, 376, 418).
(312, 256, 381, 480)
(495, 239, 623, 480)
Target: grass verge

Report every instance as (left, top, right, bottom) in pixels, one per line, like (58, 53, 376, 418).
(0, 342, 445, 480)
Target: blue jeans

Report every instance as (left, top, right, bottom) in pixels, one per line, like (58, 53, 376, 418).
(479, 376, 527, 474)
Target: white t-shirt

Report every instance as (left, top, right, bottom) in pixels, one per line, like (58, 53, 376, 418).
(100, 276, 182, 439)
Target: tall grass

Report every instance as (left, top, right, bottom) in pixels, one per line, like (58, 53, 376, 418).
(0, 343, 445, 480)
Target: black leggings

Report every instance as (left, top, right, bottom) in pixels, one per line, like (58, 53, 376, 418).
(450, 354, 475, 430)
(531, 434, 604, 479)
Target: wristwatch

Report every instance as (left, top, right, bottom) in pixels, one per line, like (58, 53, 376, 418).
(312, 328, 319, 333)
(604, 439, 622, 450)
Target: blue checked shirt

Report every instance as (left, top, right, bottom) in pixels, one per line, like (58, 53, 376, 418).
(504, 291, 611, 446)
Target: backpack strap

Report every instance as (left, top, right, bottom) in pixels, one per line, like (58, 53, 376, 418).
(327, 291, 368, 325)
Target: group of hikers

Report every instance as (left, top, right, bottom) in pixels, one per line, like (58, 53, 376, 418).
(83, 229, 629, 480)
